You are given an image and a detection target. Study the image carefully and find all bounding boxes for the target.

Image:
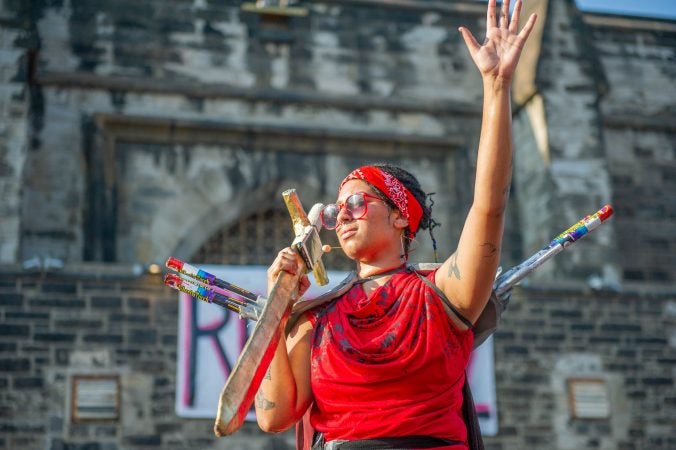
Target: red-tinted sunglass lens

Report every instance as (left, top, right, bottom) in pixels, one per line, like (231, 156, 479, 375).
(345, 193, 367, 220)
(321, 204, 340, 229)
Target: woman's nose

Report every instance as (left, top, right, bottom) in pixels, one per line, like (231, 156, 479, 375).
(335, 204, 352, 226)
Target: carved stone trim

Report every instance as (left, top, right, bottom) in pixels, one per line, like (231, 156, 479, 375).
(36, 72, 482, 118)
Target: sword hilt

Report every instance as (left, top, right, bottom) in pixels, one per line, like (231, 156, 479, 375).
(282, 189, 329, 286)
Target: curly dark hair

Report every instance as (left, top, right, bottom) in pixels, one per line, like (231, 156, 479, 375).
(365, 163, 441, 261)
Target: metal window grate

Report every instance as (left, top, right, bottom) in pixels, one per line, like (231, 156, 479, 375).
(192, 209, 292, 265)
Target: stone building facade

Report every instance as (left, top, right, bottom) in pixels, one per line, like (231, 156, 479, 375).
(0, 0, 674, 449)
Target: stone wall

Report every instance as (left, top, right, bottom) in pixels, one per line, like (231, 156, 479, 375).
(589, 14, 676, 283)
(512, 0, 618, 287)
(0, 1, 29, 263)
(493, 284, 676, 450)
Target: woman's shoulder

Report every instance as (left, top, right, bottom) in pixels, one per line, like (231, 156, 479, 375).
(404, 264, 476, 333)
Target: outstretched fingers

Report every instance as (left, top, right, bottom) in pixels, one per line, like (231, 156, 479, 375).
(517, 12, 538, 44)
(500, 0, 510, 29)
(459, 26, 481, 58)
(486, 0, 497, 30)
(508, 0, 522, 34)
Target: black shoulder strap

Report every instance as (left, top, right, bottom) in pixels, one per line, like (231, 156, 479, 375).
(462, 374, 485, 450)
(411, 268, 474, 329)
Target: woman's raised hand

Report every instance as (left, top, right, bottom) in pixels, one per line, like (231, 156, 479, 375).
(459, 0, 537, 83)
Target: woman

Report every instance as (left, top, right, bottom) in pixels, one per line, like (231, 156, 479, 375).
(256, 1, 536, 448)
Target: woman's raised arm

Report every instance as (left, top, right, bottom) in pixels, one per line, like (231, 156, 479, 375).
(436, 0, 537, 325)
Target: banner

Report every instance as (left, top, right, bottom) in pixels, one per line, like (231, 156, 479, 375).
(175, 265, 498, 435)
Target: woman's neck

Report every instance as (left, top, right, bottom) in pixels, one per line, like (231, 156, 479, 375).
(352, 231, 406, 279)
(357, 258, 406, 279)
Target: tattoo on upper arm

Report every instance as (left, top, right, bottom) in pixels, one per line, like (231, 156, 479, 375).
(481, 243, 498, 258)
(264, 367, 272, 381)
(255, 389, 276, 410)
(447, 252, 461, 280)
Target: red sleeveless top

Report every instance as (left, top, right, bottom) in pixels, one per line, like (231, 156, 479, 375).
(307, 269, 474, 446)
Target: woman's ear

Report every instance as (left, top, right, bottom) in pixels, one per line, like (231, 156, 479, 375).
(391, 210, 409, 230)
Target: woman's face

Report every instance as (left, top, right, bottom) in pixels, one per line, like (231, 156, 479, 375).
(334, 180, 404, 262)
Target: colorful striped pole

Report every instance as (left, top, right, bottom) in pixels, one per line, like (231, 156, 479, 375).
(494, 205, 614, 296)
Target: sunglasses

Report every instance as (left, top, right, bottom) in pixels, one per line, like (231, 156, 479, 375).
(320, 192, 386, 230)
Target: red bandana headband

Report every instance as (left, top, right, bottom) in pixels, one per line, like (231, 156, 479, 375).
(339, 166, 423, 234)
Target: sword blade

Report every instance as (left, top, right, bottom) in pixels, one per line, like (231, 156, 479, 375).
(213, 270, 298, 436)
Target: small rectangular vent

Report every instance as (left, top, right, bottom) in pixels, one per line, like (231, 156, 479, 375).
(567, 378, 610, 420)
(71, 375, 120, 423)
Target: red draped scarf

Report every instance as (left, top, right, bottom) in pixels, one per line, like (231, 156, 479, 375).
(307, 269, 474, 446)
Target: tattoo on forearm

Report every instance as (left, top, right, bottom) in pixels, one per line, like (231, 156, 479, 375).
(481, 243, 498, 258)
(255, 389, 276, 410)
(447, 252, 461, 280)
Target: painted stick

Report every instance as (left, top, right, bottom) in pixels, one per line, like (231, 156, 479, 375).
(164, 256, 265, 319)
(166, 257, 259, 302)
(163, 273, 262, 320)
(494, 205, 614, 296)
(549, 204, 613, 246)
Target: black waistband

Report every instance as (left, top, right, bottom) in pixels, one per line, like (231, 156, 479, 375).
(317, 435, 464, 449)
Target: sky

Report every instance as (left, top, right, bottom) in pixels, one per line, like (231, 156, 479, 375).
(478, 0, 676, 21)
(575, 0, 676, 20)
